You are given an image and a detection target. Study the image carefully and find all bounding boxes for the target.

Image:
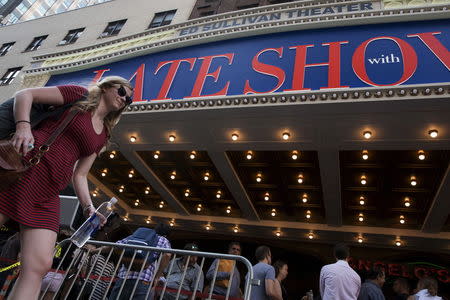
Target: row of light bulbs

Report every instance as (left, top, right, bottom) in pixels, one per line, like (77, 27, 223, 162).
(128, 217, 405, 246)
(358, 174, 418, 186)
(361, 150, 426, 161)
(127, 129, 440, 144)
(358, 195, 412, 207)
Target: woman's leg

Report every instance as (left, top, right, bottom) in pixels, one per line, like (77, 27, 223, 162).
(8, 226, 56, 300)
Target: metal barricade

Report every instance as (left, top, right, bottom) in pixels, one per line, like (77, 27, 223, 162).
(36, 239, 256, 300)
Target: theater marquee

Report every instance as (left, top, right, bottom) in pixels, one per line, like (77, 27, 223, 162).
(46, 19, 450, 102)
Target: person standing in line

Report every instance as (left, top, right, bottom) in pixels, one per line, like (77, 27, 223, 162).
(206, 241, 242, 298)
(247, 245, 282, 300)
(407, 277, 442, 300)
(358, 266, 386, 300)
(393, 278, 410, 300)
(273, 260, 288, 300)
(0, 76, 133, 300)
(320, 243, 361, 300)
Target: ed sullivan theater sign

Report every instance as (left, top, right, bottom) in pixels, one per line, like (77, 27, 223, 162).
(46, 20, 450, 102)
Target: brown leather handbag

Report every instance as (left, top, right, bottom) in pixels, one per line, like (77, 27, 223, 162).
(0, 110, 78, 191)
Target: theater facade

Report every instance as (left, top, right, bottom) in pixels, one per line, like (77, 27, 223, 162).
(20, 0, 450, 287)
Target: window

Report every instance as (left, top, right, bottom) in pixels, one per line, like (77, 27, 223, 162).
(0, 67, 22, 85)
(237, 3, 259, 9)
(199, 10, 215, 17)
(25, 35, 48, 51)
(99, 19, 126, 38)
(59, 28, 85, 45)
(149, 10, 176, 28)
(0, 42, 15, 56)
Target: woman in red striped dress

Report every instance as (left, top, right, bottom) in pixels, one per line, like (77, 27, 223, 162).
(0, 76, 133, 300)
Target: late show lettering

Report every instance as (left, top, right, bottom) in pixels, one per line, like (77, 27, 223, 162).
(154, 58, 196, 100)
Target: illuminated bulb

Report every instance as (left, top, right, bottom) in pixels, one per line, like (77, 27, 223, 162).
(306, 210, 311, 219)
(246, 151, 253, 160)
(256, 173, 262, 183)
(362, 150, 369, 160)
(205, 224, 211, 231)
(358, 213, 364, 222)
(168, 135, 176, 142)
(282, 132, 290, 140)
(123, 215, 128, 221)
(196, 204, 202, 212)
(410, 175, 417, 186)
(308, 233, 314, 239)
(418, 150, 425, 161)
(92, 191, 97, 197)
(153, 151, 160, 159)
(231, 133, 239, 141)
(302, 193, 308, 203)
(226, 206, 231, 214)
(400, 215, 405, 224)
(204, 171, 210, 181)
(275, 231, 281, 237)
(169, 220, 175, 227)
(159, 201, 164, 209)
(109, 151, 116, 159)
(264, 192, 270, 201)
(363, 131, 372, 139)
(404, 197, 411, 207)
(360, 175, 367, 185)
(291, 150, 299, 160)
(129, 136, 137, 143)
(145, 187, 150, 194)
(189, 151, 197, 160)
(170, 171, 176, 180)
(118, 185, 124, 193)
(128, 170, 134, 178)
(357, 237, 363, 243)
(184, 189, 190, 197)
(297, 173, 304, 184)
(233, 225, 239, 233)
(359, 196, 365, 205)
(134, 199, 139, 206)
(146, 219, 151, 224)
(216, 190, 222, 199)
(271, 208, 276, 217)
(395, 240, 402, 247)
(428, 129, 438, 138)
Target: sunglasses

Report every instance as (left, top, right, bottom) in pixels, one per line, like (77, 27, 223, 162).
(117, 86, 133, 105)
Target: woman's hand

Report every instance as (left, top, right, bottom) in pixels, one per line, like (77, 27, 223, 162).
(85, 206, 107, 228)
(12, 122, 34, 155)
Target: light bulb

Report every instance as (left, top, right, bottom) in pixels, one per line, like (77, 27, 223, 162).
(246, 151, 253, 160)
(123, 216, 128, 221)
(153, 151, 160, 159)
(282, 132, 290, 140)
(101, 168, 108, 177)
(128, 170, 134, 178)
(306, 210, 311, 219)
(395, 240, 402, 247)
(129, 136, 137, 143)
(428, 129, 438, 138)
(297, 173, 304, 184)
(363, 131, 372, 139)
(400, 215, 405, 224)
(169, 135, 176, 142)
(145, 187, 150, 194)
(184, 189, 190, 197)
(109, 151, 116, 159)
(231, 133, 239, 141)
(308, 233, 314, 239)
(169, 220, 175, 227)
(271, 208, 276, 217)
(358, 213, 364, 222)
(92, 191, 97, 197)
(291, 150, 298, 160)
(256, 173, 262, 183)
(410, 175, 417, 186)
(189, 151, 196, 160)
(357, 237, 363, 243)
(264, 192, 270, 201)
(226, 206, 231, 214)
(216, 190, 222, 199)
(404, 197, 411, 207)
(197, 204, 202, 212)
(362, 150, 369, 160)
(146, 219, 151, 224)
(205, 224, 211, 231)
(170, 171, 176, 180)
(204, 172, 210, 181)
(233, 226, 239, 233)
(118, 185, 124, 193)
(275, 231, 281, 237)
(159, 201, 164, 209)
(418, 150, 425, 160)
(302, 193, 308, 203)
(359, 196, 365, 205)
(360, 175, 367, 185)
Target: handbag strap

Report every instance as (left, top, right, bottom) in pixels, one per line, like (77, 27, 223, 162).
(28, 109, 79, 166)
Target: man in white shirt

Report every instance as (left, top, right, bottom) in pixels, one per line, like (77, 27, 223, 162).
(320, 243, 361, 300)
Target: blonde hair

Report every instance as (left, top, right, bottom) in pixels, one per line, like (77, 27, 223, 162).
(417, 277, 438, 296)
(72, 76, 133, 137)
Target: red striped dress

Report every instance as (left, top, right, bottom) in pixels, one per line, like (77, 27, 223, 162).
(0, 85, 107, 232)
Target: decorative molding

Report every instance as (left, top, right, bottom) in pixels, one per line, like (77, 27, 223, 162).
(123, 84, 450, 114)
(23, 0, 450, 75)
(19, 72, 51, 89)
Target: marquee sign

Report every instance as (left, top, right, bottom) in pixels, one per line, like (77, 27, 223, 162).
(46, 19, 450, 103)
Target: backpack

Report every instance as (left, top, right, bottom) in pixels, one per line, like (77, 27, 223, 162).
(122, 228, 160, 265)
(0, 94, 86, 140)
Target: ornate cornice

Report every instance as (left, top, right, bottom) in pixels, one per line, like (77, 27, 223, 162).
(123, 84, 450, 114)
(23, 0, 450, 75)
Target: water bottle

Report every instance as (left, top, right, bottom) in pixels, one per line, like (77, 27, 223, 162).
(70, 197, 118, 247)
